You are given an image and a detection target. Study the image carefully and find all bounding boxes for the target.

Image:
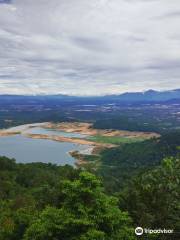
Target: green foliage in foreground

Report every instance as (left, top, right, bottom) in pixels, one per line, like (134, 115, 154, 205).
(119, 157, 180, 240)
(1, 130, 180, 240)
(88, 135, 145, 145)
(0, 157, 135, 240)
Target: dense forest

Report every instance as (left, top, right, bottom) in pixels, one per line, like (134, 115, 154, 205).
(93, 116, 177, 133)
(119, 157, 180, 236)
(90, 132, 180, 193)
(0, 157, 135, 240)
(0, 131, 179, 239)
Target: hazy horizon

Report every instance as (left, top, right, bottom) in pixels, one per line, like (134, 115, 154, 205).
(0, 88, 179, 97)
(0, 0, 180, 95)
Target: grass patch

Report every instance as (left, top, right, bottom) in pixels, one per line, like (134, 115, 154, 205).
(83, 155, 100, 162)
(88, 135, 145, 145)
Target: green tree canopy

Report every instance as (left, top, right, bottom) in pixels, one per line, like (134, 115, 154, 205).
(119, 157, 180, 240)
(24, 172, 135, 240)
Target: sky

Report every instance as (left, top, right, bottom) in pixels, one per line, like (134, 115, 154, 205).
(0, 0, 179, 95)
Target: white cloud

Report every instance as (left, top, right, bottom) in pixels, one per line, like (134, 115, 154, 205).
(0, 0, 179, 95)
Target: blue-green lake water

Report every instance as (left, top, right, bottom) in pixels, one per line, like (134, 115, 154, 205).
(25, 127, 87, 138)
(0, 124, 89, 166)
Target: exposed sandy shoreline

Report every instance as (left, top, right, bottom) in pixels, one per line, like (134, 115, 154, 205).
(44, 122, 160, 139)
(0, 131, 20, 137)
(0, 121, 159, 140)
(24, 133, 114, 148)
(0, 121, 160, 166)
(0, 123, 48, 137)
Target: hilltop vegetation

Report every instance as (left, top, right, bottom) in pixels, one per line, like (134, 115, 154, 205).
(119, 157, 180, 234)
(0, 157, 135, 240)
(0, 131, 180, 239)
(0, 154, 179, 240)
(118, 157, 180, 240)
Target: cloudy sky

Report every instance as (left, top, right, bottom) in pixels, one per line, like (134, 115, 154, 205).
(0, 0, 179, 95)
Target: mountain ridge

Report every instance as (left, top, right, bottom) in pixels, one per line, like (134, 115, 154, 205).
(0, 89, 179, 102)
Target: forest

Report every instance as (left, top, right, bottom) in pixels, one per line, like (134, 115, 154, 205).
(86, 132, 180, 192)
(0, 157, 135, 240)
(0, 131, 179, 239)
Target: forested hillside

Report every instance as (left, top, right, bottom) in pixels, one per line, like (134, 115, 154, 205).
(0, 117, 180, 239)
(0, 157, 135, 240)
(119, 157, 180, 239)
(94, 131, 180, 192)
(0, 141, 179, 239)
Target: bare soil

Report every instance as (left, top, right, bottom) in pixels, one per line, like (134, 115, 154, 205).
(45, 122, 160, 139)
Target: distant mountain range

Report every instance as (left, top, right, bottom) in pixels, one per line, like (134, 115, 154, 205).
(0, 89, 180, 103)
(102, 89, 180, 102)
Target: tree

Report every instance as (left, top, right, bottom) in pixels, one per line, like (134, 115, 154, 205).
(119, 157, 180, 240)
(24, 172, 135, 240)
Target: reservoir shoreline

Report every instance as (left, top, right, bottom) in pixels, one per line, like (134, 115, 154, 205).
(0, 122, 160, 166)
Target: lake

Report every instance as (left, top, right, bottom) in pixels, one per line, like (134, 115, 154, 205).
(25, 126, 87, 139)
(0, 124, 89, 166)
